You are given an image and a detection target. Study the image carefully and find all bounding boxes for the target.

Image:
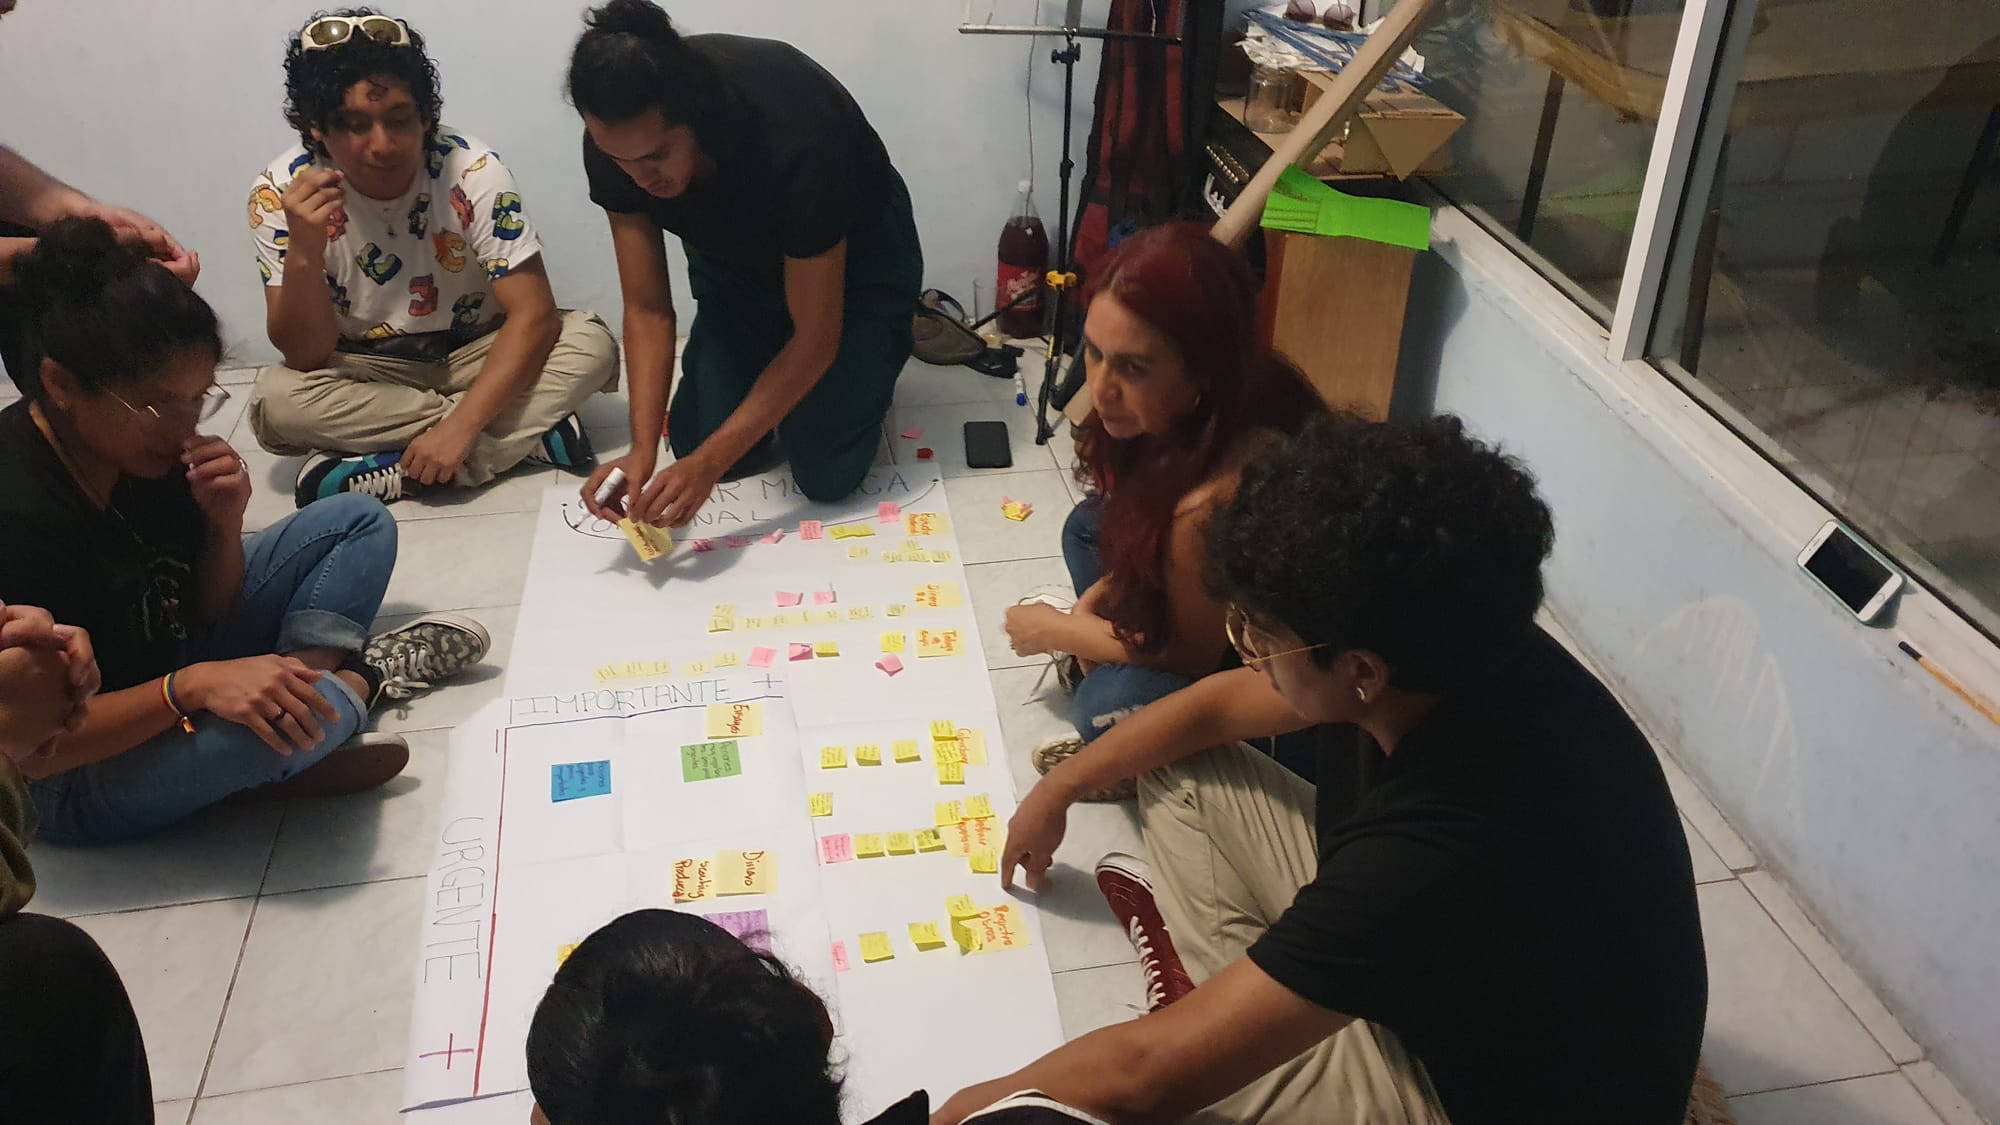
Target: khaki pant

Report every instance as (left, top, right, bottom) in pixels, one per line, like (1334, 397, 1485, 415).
(1136, 742, 1451, 1125)
(247, 309, 620, 487)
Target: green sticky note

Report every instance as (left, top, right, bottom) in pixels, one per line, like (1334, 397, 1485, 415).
(680, 740, 743, 782)
(1261, 166, 1430, 251)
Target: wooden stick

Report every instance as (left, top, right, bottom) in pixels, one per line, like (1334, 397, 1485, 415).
(1211, 0, 1442, 248)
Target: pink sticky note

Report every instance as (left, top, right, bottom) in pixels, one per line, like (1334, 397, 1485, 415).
(899, 426, 924, 440)
(877, 501, 901, 524)
(799, 520, 824, 540)
(789, 642, 814, 662)
(724, 536, 751, 549)
(761, 529, 786, 544)
(691, 539, 716, 553)
(820, 833, 855, 865)
(812, 590, 838, 606)
(747, 646, 776, 669)
(875, 654, 904, 677)
(832, 940, 852, 972)
(775, 591, 804, 608)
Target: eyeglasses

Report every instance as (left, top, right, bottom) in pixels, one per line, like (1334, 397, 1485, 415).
(299, 15, 411, 52)
(107, 385, 231, 427)
(1225, 604, 1326, 667)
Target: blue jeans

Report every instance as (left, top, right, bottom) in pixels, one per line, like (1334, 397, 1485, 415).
(30, 495, 397, 845)
(1061, 498, 1193, 743)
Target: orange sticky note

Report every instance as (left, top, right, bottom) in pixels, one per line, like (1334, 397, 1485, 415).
(713, 849, 775, 896)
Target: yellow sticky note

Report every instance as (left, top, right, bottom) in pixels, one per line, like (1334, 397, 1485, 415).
(912, 582, 964, 609)
(740, 615, 765, 630)
(713, 603, 737, 618)
(848, 605, 874, 621)
(830, 524, 876, 540)
(859, 931, 895, 962)
(715, 651, 741, 668)
(671, 857, 715, 902)
(952, 916, 984, 954)
(908, 921, 947, 951)
(977, 902, 1031, 950)
(935, 800, 963, 827)
(936, 759, 965, 785)
(886, 603, 908, 617)
(968, 846, 999, 874)
(848, 544, 871, 558)
(892, 739, 921, 763)
(706, 615, 734, 634)
(618, 518, 672, 562)
(705, 703, 762, 739)
(946, 894, 981, 920)
(886, 831, 915, 855)
(686, 659, 709, 674)
(916, 628, 964, 658)
(854, 833, 886, 859)
(808, 792, 834, 817)
(959, 728, 989, 766)
(820, 745, 848, 770)
(813, 640, 840, 658)
(557, 942, 578, 965)
(915, 827, 945, 852)
(932, 739, 964, 766)
(905, 512, 951, 536)
(964, 795, 995, 820)
(904, 539, 926, 554)
(929, 719, 958, 740)
(855, 743, 882, 766)
(927, 550, 953, 563)
(880, 632, 906, 653)
(713, 849, 776, 896)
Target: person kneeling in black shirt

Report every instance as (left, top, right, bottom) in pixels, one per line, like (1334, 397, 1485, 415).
(940, 414, 1708, 1125)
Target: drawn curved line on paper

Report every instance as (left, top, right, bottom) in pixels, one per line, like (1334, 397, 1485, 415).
(561, 502, 627, 542)
(823, 478, 942, 530)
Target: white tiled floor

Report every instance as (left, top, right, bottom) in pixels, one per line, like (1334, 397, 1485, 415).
(7, 361, 1987, 1124)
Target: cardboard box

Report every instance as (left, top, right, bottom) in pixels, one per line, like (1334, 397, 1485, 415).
(1298, 74, 1464, 179)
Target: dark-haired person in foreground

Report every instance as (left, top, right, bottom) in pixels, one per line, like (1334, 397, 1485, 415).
(248, 9, 619, 509)
(0, 218, 489, 844)
(939, 415, 1708, 1124)
(570, 0, 924, 527)
(527, 909, 1105, 1125)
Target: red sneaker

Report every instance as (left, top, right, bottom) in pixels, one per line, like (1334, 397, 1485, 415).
(1095, 852, 1196, 1011)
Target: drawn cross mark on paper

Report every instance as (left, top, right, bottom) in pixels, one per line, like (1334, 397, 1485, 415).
(418, 1033, 475, 1069)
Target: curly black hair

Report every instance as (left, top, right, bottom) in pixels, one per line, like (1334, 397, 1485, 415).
(1207, 412, 1556, 694)
(282, 9, 442, 155)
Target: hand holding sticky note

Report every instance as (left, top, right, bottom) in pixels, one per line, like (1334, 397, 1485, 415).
(618, 518, 673, 563)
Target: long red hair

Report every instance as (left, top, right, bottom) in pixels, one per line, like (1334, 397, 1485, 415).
(1074, 222, 1324, 654)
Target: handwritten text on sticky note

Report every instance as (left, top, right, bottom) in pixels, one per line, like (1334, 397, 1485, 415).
(680, 740, 742, 783)
(705, 703, 763, 739)
(551, 760, 611, 802)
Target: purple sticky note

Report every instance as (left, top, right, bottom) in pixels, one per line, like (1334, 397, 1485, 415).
(799, 520, 824, 540)
(703, 909, 773, 955)
(875, 654, 904, 677)
(819, 833, 855, 864)
(877, 501, 900, 523)
(789, 642, 814, 662)
(747, 646, 776, 669)
(691, 539, 716, 553)
(812, 590, 838, 606)
(832, 940, 852, 972)
(775, 591, 804, 608)
(724, 536, 751, 549)
(761, 529, 786, 544)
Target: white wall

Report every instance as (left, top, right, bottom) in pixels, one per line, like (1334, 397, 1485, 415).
(1396, 219, 2000, 1118)
(0, 0, 1104, 366)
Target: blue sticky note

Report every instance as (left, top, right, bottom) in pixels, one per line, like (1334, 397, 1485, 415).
(551, 760, 612, 802)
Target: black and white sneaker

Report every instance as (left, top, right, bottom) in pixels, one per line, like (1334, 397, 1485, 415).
(362, 613, 490, 702)
(295, 451, 409, 509)
(525, 413, 596, 472)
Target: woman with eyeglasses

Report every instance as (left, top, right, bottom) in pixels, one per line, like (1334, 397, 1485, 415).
(0, 217, 489, 845)
(998, 222, 1324, 795)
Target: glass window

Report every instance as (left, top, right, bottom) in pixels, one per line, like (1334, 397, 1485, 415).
(1646, 0, 2000, 637)
(1410, 0, 1692, 315)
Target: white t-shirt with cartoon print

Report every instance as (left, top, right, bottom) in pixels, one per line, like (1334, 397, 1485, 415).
(248, 127, 542, 346)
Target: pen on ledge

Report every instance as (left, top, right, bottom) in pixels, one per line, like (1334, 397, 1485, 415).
(1897, 639, 2000, 726)
(1014, 371, 1028, 407)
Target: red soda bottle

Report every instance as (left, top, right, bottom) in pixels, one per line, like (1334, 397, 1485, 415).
(996, 180, 1049, 339)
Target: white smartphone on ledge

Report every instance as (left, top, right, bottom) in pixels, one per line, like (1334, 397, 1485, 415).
(1798, 519, 1902, 623)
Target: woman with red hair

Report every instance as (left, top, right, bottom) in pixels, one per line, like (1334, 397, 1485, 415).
(1004, 223, 1323, 785)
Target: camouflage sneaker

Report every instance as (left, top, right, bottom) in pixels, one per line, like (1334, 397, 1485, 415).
(362, 613, 490, 702)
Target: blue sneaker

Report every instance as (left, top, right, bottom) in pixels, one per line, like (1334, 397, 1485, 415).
(525, 413, 596, 472)
(294, 450, 408, 509)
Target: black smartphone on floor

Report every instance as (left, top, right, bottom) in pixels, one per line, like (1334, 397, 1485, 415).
(963, 420, 1013, 469)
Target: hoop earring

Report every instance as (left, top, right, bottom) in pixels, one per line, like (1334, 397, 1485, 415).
(1354, 686, 1368, 704)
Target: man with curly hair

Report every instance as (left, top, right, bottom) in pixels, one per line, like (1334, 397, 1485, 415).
(943, 414, 1706, 1125)
(246, 9, 619, 509)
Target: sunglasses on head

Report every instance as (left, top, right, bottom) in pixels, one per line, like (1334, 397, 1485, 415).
(299, 15, 411, 52)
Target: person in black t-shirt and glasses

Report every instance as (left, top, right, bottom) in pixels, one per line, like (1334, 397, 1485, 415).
(940, 415, 1708, 1125)
(568, 0, 924, 528)
(0, 218, 491, 845)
